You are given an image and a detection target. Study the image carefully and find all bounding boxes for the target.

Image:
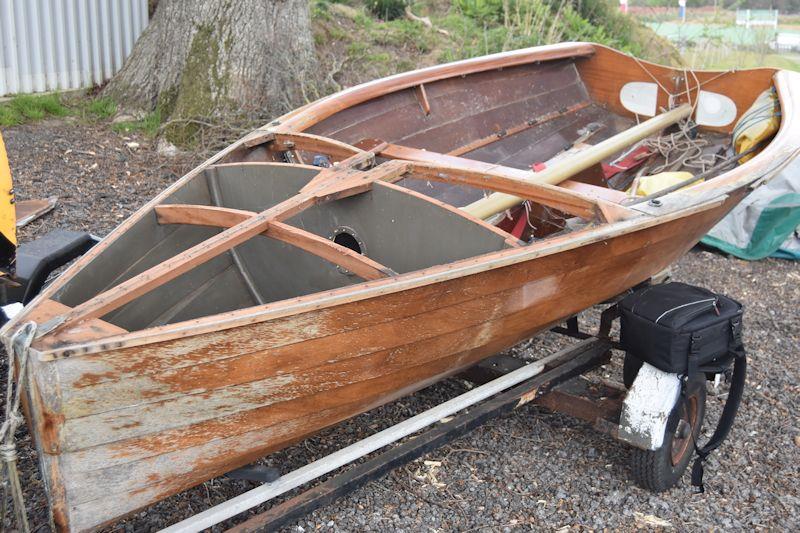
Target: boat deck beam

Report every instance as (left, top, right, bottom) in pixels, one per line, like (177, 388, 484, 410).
(154, 204, 397, 280)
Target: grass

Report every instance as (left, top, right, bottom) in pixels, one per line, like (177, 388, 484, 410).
(0, 94, 69, 126)
(0, 93, 120, 127)
(685, 48, 800, 71)
(111, 109, 162, 137)
(83, 97, 117, 119)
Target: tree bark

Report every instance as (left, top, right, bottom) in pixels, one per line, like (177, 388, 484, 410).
(104, 0, 317, 139)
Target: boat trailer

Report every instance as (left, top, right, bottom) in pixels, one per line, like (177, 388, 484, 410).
(161, 302, 700, 532)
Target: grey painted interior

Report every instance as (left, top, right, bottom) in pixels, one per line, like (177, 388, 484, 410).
(52, 163, 512, 331)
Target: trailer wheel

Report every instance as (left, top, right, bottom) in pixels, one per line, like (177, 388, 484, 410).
(630, 377, 706, 492)
(622, 353, 643, 389)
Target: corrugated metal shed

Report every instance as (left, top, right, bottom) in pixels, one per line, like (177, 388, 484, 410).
(0, 0, 149, 96)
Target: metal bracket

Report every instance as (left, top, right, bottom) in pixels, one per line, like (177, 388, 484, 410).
(224, 465, 281, 484)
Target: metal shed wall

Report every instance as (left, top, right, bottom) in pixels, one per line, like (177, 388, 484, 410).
(0, 0, 149, 96)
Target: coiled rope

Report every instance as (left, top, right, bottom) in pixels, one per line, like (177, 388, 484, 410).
(627, 57, 738, 175)
(643, 120, 725, 174)
(0, 322, 36, 533)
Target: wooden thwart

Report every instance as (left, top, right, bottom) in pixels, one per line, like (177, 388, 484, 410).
(155, 205, 395, 281)
(362, 141, 633, 221)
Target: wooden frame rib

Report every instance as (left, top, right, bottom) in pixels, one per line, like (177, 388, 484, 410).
(154, 204, 395, 280)
(243, 131, 365, 162)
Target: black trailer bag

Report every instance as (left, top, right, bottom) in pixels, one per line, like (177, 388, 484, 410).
(619, 282, 747, 491)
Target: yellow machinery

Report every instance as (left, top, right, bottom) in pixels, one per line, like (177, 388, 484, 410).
(0, 131, 96, 322)
(0, 132, 16, 266)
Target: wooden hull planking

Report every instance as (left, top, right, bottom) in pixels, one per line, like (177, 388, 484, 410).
(34, 193, 739, 530)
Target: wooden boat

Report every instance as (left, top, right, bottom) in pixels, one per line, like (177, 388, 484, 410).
(2, 43, 798, 531)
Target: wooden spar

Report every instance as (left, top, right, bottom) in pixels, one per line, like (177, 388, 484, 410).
(369, 141, 628, 204)
(462, 104, 693, 219)
(154, 205, 395, 280)
(408, 163, 600, 220)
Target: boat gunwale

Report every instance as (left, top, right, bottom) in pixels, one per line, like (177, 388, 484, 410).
(4, 46, 799, 360)
(23, 195, 728, 360)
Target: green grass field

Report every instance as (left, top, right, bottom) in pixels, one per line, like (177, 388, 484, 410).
(646, 20, 800, 72)
(684, 48, 800, 71)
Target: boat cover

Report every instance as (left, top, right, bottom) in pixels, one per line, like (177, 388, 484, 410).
(702, 158, 800, 260)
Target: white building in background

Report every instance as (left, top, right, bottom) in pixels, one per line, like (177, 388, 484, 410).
(0, 0, 150, 97)
(735, 9, 779, 29)
(774, 32, 800, 52)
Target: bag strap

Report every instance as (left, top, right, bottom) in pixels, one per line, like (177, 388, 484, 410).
(690, 319, 747, 493)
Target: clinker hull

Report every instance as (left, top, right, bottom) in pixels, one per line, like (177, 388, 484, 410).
(32, 192, 739, 531)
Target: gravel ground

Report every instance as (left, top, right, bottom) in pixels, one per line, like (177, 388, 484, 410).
(1, 118, 798, 532)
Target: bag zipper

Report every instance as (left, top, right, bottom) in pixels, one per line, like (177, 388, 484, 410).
(654, 297, 718, 324)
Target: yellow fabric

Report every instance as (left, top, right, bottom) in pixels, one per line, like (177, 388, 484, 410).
(627, 171, 696, 197)
(734, 89, 780, 164)
(0, 132, 16, 247)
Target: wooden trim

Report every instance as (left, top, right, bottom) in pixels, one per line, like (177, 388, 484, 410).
(376, 182, 522, 247)
(24, 299, 128, 345)
(244, 131, 363, 160)
(35, 196, 730, 358)
(155, 204, 395, 281)
(414, 84, 431, 115)
(273, 42, 596, 133)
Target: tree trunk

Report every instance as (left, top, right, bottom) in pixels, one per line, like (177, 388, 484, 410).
(104, 0, 317, 142)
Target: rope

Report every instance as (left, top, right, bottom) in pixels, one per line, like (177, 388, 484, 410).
(643, 119, 725, 174)
(627, 57, 738, 175)
(0, 322, 36, 533)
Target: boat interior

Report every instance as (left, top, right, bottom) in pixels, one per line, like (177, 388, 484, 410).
(27, 46, 783, 344)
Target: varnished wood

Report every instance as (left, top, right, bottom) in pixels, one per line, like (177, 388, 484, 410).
(244, 131, 362, 161)
(577, 45, 778, 133)
(275, 43, 596, 132)
(154, 204, 395, 280)
(40, 196, 740, 531)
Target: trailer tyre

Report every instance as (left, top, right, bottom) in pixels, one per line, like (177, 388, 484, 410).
(630, 377, 706, 492)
